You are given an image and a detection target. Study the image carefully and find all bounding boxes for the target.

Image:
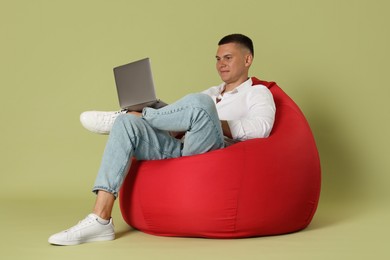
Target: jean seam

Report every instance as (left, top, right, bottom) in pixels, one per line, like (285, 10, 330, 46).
(193, 107, 225, 148)
(110, 136, 134, 194)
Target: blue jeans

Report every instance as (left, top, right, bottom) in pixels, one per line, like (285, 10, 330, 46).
(92, 93, 225, 197)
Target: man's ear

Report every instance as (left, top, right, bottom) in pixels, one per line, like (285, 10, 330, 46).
(245, 54, 253, 67)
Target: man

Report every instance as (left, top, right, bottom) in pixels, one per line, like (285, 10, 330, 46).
(48, 34, 276, 246)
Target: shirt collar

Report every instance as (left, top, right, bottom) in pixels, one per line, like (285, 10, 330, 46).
(219, 78, 253, 94)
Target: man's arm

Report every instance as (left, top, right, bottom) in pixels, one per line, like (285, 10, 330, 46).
(225, 88, 276, 140)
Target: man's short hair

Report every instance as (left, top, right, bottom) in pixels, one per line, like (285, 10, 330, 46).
(218, 34, 254, 57)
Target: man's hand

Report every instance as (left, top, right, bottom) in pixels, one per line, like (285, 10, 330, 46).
(221, 120, 232, 139)
(127, 111, 142, 117)
(169, 131, 186, 139)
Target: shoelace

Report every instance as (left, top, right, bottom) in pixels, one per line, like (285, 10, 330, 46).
(66, 215, 96, 232)
(112, 109, 128, 118)
(116, 109, 128, 115)
(101, 109, 128, 124)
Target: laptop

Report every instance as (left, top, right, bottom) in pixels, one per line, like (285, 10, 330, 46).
(113, 58, 167, 112)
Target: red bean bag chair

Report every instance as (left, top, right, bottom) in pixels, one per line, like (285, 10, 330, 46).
(119, 78, 321, 238)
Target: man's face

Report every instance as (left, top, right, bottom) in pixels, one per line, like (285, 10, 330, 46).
(215, 43, 252, 85)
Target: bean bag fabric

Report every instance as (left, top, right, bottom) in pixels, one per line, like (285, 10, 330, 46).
(119, 78, 321, 238)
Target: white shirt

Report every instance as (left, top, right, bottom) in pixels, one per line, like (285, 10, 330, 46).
(202, 78, 276, 141)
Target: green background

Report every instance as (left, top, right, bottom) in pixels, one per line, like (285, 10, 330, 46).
(1, 0, 389, 259)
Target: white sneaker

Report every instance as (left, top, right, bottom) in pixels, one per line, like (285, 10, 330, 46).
(48, 214, 115, 246)
(80, 110, 127, 134)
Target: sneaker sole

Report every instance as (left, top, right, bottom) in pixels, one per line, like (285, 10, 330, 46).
(49, 233, 115, 246)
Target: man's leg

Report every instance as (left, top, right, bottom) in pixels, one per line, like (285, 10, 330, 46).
(92, 114, 182, 199)
(91, 94, 225, 220)
(90, 94, 224, 220)
(92, 93, 225, 218)
(143, 93, 225, 156)
(49, 114, 181, 245)
(49, 93, 224, 245)
(93, 190, 115, 220)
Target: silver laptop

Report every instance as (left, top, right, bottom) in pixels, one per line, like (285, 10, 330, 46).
(113, 58, 167, 112)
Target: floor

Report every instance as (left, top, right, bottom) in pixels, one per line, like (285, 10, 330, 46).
(1, 198, 388, 260)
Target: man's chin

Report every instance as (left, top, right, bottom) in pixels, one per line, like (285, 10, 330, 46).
(219, 75, 230, 83)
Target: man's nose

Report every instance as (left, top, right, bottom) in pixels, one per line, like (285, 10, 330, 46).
(218, 59, 227, 68)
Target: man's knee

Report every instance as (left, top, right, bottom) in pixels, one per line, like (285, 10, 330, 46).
(114, 113, 134, 124)
(112, 114, 143, 133)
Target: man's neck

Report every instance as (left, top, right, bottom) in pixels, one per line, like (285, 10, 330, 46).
(224, 77, 249, 92)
